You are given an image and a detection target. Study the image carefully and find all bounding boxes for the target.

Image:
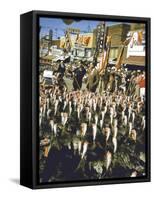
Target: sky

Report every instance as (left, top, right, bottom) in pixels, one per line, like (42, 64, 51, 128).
(39, 17, 126, 39)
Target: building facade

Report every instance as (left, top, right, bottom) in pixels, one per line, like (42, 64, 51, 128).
(107, 23, 145, 68)
(107, 23, 131, 60)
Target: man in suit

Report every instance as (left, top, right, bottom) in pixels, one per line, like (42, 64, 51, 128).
(86, 64, 99, 93)
(73, 62, 86, 91)
(57, 60, 66, 77)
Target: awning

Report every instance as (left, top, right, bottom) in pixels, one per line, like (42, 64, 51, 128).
(123, 56, 145, 66)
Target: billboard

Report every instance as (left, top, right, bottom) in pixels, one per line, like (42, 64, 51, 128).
(127, 31, 145, 57)
(60, 32, 94, 49)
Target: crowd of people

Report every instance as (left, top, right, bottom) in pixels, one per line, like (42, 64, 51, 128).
(39, 61, 146, 183)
